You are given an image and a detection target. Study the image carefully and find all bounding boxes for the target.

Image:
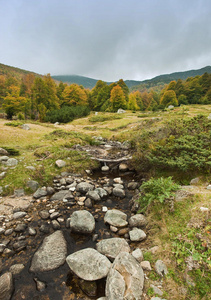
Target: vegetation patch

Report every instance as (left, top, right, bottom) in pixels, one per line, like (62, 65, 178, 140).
(45, 105, 90, 123)
(89, 114, 123, 123)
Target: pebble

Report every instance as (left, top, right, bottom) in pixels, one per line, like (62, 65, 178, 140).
(4, 229, 14, 236)
(28, 227, 37, 236)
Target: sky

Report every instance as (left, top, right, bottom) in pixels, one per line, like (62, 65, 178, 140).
(0, 0, 211, 81)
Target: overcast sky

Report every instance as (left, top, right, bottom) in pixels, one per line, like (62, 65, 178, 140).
(0, 0, 211, 81)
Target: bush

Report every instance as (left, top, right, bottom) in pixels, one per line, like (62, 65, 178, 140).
(89, 114, 122, 123)
(45, 106, 90, 123)
(137, 177, 180, 213)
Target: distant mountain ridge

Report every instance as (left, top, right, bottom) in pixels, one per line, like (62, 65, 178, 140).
(52, 66, 211, 89)
(0, 63, 42, 81)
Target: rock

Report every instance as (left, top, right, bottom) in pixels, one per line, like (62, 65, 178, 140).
(0, 228, 5, 235)
(168, 105, 174, 109)
(4, 229, 13, 236)
(50, 190, 70, 201)
(104, 209, 128, 227)
(46, 186, 54, 195)
(190, 177, 200, 185)
(117, 108, 126, 114)
(66, 248, 111, 281)
(129, 227, 146, 241)
(50, 212, 60, 220)
(9, 264, 24, 275)
(39, 224, 50, 234)
(113, 183, 124, 189)
(0, 172, 6, 179)
(79, 279, 97, 297)
(132, 248, 144, 262)
(33, 187, 47, 199)
(150, 284, 163, 296)
(155, 260, 168, 276)
(128, 214, 147, 228)
(70, 210, 95, 234)
(15, 223, 27, 232)
(117, 228, 129, 236)
(0, 186, 3, 195)
(96, 238, 130, 261)
(102, 165, 109, 172)
(86, 190, 101, 202)
(200, 207, 209, 212)
(25, 166, 36, 171)
(55, 160, 66, 168)
(119, 163, 128, 172)
(52, 220, 60, 230)
(76, 182, 94, 194)
(14, 189, 25, 197)
(105, 252, 144, 300)
(27, 180, 39, 192)
(30, 230, 67, 272)
(113, 188, 125, 198)
(13, 211, 27, 219)
(21, 124, 30, 130)
(128, 181, 139, 190)
(34, 277, 46, 292)
(84, 198, 93, 208)
(6, 158, 18, 167)
(0, 148, 9, 155)
(95, 187, 108, 199)
(28, 227, 37, 236)
(102, 206, 108, 212)
(39, 210, 50, 220)
(13, 240, 27, 252)
(0, 272, 14, 300)
(113, 177, 123, 184)
(141, 261, 152, 271)
(0, 156, 9, 162)
(206, 184, 211, 190)
(208, 113, 211, 120)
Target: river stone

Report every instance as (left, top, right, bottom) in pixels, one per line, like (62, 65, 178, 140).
(6, 158, 18, 167)
(33, 187, 47, 199)
(15, 223, 27, 232)
(50, 190, 70, 201)
(84, 198, 93, 208)
(113, 188, 125, 198)
(9, 264, 24, 275)
(119, 163, 128, 172)
(55, 160, 66, 168)
(70, 210, 95, 234)
(102, 165, 109, 172)
(95, 188, 108, 199)
(0, 272, 14, 300)
(86, 190, 100, 201)
(128, 214, 147, 228)
(66, 248, 111, 281)
(39, 210, 50, 220)
(105, 252, 144, 300)
(128, 182, 139, 190)
(104, 209, 128, 227)
(76, 182, 94, 194)
(129, 227, 146, 241)
(13, 211, 27, 219)
(34, 277, 46, 292)
(30, 230, 67, 272)
(0, 148, 8, 155)
(28, 227, 37, 236)
(27, 180, 39, 192)
(96, 238, 130, 261)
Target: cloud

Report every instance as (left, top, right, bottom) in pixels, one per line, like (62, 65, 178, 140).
(0, 0, 211, 81)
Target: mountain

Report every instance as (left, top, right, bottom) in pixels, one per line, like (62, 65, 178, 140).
(52, 66, 211, 90)
(0, 63, 42, 82)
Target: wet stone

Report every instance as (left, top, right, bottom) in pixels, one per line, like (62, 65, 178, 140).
(50, 212, 60, 220)
(9, 264, 25, 275)
(79, 279, 97, 297)
(15, 223, 27, 232)
(13, 240, 27, 252)
(13, 211, 27, 219)
(84, 198, 93, 208)
(52, 220, 61, 230)
(28, 227, 37, 236)
(0, 272, 14, 300)
(39, 224, 50, 234)
(39, 210, 50, 220)
(4, 229, 14, 236)
(34, 277, 46, 292)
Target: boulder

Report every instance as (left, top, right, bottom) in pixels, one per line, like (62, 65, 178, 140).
(128, 214, 147, 228)
(95, 187, 108, 199)
(76, 182, 94, 194)
(21, 124, 30, 130)
(33, 187, 47, 199)
(129, 227, 146, 241)
(0, 148, 9, 155)
(70, 210, 95, 234)
(6, 158, 18, 167)
(86, 190, 101, 202)
(30, 230, 67, 272)
(50, 190, 70, 201)
(96, 238, 130, 261)
(117, 108, 126, 114)
(119, 163, 128, 172)
(155, 260, 168, 276)
(66, 248, 111, 281)
(55, 160, 66, 168)
(9, 264, 24, 275)
(0, 272, 14, 300)
(13, 212, 27, 219)
(105, 252, 144, 300)
(113, 188, 125, 198)
(104, 209, 128, 227)
(27, 180, 39, 191)
(132, 248, 144, 262)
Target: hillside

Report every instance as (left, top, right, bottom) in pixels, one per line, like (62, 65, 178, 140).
(0, 63, 42, 82)
(52, 65, 211, 90)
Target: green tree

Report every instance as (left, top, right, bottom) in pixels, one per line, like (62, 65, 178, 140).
(117, 79, 129, 102)
(128, 93, 140, 110)
(110, 85, 126, 111)
(160, 90, 178, 107)
(62, 84, 88, 106)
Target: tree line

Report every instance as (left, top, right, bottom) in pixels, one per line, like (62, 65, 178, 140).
(0, 72, 211, 122)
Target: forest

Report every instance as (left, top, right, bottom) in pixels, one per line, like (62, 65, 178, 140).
(0, 69, 211, 123)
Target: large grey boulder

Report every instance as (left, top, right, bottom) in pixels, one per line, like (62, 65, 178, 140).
(129, 227, 146, 241)
(6, 158, 18, 167)
(105, 252, 144, 300)
(30, 231, 67, 272)
(21, 124, 30, 130)
(128, 214, 147, 228)
(104, 209, 128, 227)
(66, 248, 111, 281)
(76, 182, 94, 194)
(0, 272, 14, 300)
(96, 238, 130, 261)
(70, 210, 95, 234)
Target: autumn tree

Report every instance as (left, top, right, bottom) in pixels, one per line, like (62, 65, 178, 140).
(128, 92, 140, 110)
(117, 79, 129, 102)
(160, 90, 178, 107)
(62, 84, 88, 106)
(110, 85, 126, 111)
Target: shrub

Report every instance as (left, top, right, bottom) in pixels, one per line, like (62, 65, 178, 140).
(89, 114, 122, 123)
(45, 105, 90, 123)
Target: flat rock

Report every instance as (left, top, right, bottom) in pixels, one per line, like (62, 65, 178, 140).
(129, 214, 147, 228)
(0, 272, 14, 300)
(96, 238, 130, 261)
(105, 252, 144, 300)
(66, 248, 111, 281)
(30, 230, 67, 272)
(13, 211, 27, 219)
(129, 227, 146, 241)
(104, 209, 128, 227)
(70, 210, 95, 234)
